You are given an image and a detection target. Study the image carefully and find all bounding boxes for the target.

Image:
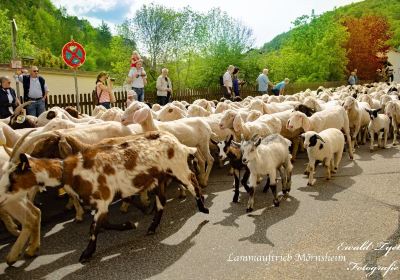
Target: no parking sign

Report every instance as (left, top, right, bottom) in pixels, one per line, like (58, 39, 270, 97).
(62, 40, 86, 68)
(61, 40, 86, 111)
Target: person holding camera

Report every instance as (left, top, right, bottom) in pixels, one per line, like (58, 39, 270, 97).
(95, 71, 114, 109)
(128, 60, 147, 102)
(156, 68, 172, 106)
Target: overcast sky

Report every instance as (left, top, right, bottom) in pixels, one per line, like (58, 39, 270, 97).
(51, 0, 363, 47)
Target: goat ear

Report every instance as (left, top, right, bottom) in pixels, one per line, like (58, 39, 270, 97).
(300, 133, 305, 139)
(365, 108, 371, 114)
(316, 134, 325, 143)
(375, 108, 381, 113)
(18, 153, 31, 172)
(133, 107, 149, 124)
(59, 136, 73, 158)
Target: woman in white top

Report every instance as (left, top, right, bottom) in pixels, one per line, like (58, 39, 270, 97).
(156, 68, 172, 105)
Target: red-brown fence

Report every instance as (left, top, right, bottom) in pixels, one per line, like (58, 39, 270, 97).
(46, 80, 359, 115)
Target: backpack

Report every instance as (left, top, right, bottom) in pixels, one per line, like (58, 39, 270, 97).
(219, 75, 224, 86)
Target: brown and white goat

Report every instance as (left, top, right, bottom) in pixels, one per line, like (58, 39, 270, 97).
(0, 130, 209, 265)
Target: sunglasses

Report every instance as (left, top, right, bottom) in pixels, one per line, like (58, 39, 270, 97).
(33, 70, 39, 73)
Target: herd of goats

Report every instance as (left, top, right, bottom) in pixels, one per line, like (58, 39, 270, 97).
(0, 81, 399, 265)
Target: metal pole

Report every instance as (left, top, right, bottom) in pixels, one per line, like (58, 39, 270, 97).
(74, 68, 80, 111)
(11, 19, 21, 101)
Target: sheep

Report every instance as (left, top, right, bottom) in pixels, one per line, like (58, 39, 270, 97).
(286, 106, 354, 159)
(384, 100, 400, 145)
(212, 135, 250, 202)
(0, 130, 209, 265)
(157, 103, 187, 121)
(241, 134, 293, 212)
(365, 108, 390, 152)
(193, 99, 213, 113)
(303, 96, 339, 112)
(302, 129, 344, 186)
(246, 110, 262, 122)
(343, 96, 371, 146)
(215, 102, 231, 113)
(187, 104, 212, 117)
(293, 104, 316, 117)
(122, 102, 215, 187)
(359, 94, 381, 110)
(219, 109, 282, 141)
(248, 99, 293, 114)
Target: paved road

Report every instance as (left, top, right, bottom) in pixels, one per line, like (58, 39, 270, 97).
(0, 144, 399, 280)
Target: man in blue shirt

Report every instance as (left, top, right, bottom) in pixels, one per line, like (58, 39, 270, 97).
(272, 78, 290, 96)
(256, 69, 274, 95)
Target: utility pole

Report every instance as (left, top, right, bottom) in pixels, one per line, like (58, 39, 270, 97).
(11, 19, 21, 101)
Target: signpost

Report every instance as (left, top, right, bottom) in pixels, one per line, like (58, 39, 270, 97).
(10, 19, 21, 100)
(61, 39, 86, 111)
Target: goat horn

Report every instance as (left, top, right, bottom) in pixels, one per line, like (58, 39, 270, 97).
(316, 135, 325, 143)
(13, 101, 34, 116)
(2, 146, 12, 157)
(10, 129, 37, 162)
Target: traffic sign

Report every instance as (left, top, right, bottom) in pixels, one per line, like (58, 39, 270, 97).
(62, 40, 86, 68)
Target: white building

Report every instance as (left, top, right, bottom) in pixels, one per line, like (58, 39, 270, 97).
(387, 48, 400, 82)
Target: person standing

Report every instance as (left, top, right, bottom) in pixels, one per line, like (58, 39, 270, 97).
(156, 68, 172, 106)
(385, 62, 394, 83)
(256, 69, 274, 95)
(128, 60, 147, 102)
(95, 72, 113, 109)
(0, 76, 20, 118)
(348, 71, 356, 86)
(232, 67, 244, 97)
(271, 78, 290, 96)
(222, 65, 235, 99)
(15, 66, 48, 117)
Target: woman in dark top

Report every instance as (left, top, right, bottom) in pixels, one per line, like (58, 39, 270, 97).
(0, 76, 19, 118)
(232, 67, 241, 97)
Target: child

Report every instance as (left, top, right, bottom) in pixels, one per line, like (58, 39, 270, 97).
(131, 51, 142, 68)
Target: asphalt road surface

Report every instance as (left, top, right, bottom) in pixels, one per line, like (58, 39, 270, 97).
(0, 144, 399, 280)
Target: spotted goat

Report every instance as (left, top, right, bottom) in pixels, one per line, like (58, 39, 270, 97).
(0, 130, 209, 265)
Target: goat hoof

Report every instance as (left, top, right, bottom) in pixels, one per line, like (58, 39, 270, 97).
(79, 251, 93, 263)
(200, 207, 209, 214)
(393, 142, 398, 146)
(24, 248, 39, 258)
(273, 200, 280, 207)
(246, 208, 253, 213)
(6, 259, 16, 267)
(282, 190, 288, 195)
(307, 182, 313, 186)
(146, 227, 156, 235)
(304, 171, 309, 176)
(232, 194, 239, 203)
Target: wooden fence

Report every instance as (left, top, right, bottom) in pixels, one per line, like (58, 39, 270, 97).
(46, 80, 360, 115)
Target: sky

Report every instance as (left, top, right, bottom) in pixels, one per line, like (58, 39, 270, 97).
(50, 0, 364, 47)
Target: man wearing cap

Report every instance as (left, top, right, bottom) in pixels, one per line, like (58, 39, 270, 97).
(16, 66, 49, 117)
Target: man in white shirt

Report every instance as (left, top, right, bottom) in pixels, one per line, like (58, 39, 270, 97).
(16, 66, 49, 117)
(127, 60, 147, 102)
(222, 65, 235, 99)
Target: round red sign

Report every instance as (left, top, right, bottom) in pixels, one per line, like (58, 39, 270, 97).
(62, 40, 86, 68)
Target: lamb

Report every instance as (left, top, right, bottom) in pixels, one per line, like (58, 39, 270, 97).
(286, 106, 354, 159)
(157, 103, 187, 121)
(187, 104, 212, 117)
(384, 100, 400, 145)
(366, 108, 390, 152)
(343, 96, 370, 146)
(219, 109, 282, 141)
(0, 130, 209, 265)
(302, 128, 344, 186)
(241, 134, 293, 212)
(212, 135, 250, 202)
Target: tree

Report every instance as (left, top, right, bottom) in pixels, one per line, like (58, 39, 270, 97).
(343, 15, 392, 80)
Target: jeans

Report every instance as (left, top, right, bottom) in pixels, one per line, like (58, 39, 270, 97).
(157, 96, 168, 106)
(271, 89, 280, 96)
(99, 102, 111, 109)
(132, 87, 144, 102)
(26, 99, 46, 117)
